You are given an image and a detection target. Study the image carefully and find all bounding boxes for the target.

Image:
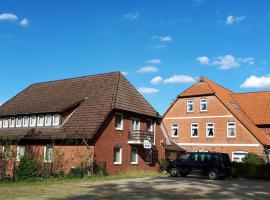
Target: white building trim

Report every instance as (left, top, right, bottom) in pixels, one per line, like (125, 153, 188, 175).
(165, 115, 233, 120)
(177, 143, 260, 147)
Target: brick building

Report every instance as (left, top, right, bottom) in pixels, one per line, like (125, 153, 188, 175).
(163, 77, 270, 162)
(0, 72, 166, 175)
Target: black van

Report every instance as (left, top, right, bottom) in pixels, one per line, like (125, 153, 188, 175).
(167, 152, 231, 180)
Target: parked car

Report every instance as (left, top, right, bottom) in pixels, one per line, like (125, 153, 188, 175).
(167, 152, 231, 180)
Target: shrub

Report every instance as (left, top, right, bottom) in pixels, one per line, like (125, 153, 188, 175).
(242, 153, 264, 165)
(158, 158, 169, 172)
(18, 155, 39, 179)
(231, 162, 270, 179)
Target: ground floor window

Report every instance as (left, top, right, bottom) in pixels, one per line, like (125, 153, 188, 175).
(232, 151, 248, 162)
(145, 150, 153, 164)
(131, 148, 138, 164)
(113, 147, 122, 165)
(1, 145, 10, 159)
(16, 145, 25, 161)
(44, 145, 53, 163)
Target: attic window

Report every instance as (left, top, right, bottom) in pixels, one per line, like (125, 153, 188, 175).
(197, 79, 206, 85)
(231, 102, 240, 110)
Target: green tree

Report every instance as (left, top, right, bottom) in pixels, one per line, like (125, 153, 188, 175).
(18, 155, 39, 179)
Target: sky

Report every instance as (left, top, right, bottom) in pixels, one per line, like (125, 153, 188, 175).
(0, 0, 270, 114)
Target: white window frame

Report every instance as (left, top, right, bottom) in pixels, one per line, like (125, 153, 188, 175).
(113, 147, 122, 165)
(227, 122, 236, 138)
(3, 118, 9, 128)
(115, 113, 124, 131)
(146, 119, 153, 132)
(16, 117, 22, 128)
(23, 116, 29, 127)
(16, 145, 25, 161)
(131, 148, 138, 165)
(146, 150, 153, 164)
(187, 100, 194, 113)
(131, 118, 140, 131)
(200, 99, 208, 112)
(43, 145, 53, 163)
(0, 118, 2, 128)
(52, 114, 60, 126)
(171, 124, 179, 138)
(206, 123, 214, 138)
(45, 114, 52, 126)
(232, 151, 248, 162)
(9, 117, 15, 128)
(30, 115, 37, 127)
(2, 145, 10, 159)
(191, 123, 199, 138)
(37, 115, 44, 127)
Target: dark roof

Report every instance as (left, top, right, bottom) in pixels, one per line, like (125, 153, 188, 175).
(165, 141, 185, 152)
(0, 72, 159, 140)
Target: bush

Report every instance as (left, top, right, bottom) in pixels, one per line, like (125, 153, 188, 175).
(18, 155, 39, 179)
(242, 153, 264, 165)
(158, 159, 169, 172)
(231, 162, 270, 179)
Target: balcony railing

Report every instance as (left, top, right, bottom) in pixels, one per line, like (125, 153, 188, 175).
(128, 130, 154, 144)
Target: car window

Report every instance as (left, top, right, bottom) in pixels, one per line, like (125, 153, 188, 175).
(222, 154, 231, 165)
(201, 153, 211, 163)
(178, 153, 191, 161)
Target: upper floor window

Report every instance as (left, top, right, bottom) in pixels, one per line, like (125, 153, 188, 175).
(206, 123, 214, 137)
(30, 115, 36, 127)
(146, 119, 153, 132)
(191, 123, 199, 137)
(52, 114, 60, 126)
(171, 124, 178, 138)
(23, 116, 29, 127)
(16, 117, 22, 128)
(115, 113, 123, 130)
(227, 122, 236, 138)
(3, 118, 9, 128)
(45, 114, 52, 126)
(200, 99, 208, 112)
(9, 117, 15, 128)
(131, 118, 140, 131)
(37, 115, 44, 127)
(187, 100, 194, 113)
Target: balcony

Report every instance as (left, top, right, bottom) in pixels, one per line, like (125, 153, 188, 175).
(128, 130, 154, 144)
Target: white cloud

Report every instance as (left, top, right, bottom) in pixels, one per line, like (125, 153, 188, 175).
(212, 55, 240, 70)
(152, 44, 166, 49)
(20, 18, 29, 27)
(159, 36, 172, 42)
(226, 15, 246, 25)
(163, 75, 195, 84)
(240, 57, 255, 65)
(138, 87, 159, 94)
(137, 66, 158, 73)
(193, 0, 204, 6)
(150, 76, 163, 84)
(123, 12, 140, 21)
(147, 59, 161, 64)
(197, 56, 209, 65)
(0, 13, 18, 21)
(240, 75, 270, 88)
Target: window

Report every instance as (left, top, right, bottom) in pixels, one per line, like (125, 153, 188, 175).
(200, 99, 208, 112)
(37, 115, 44, 127)
(0, 118, 2, 128)
(45, 114, 52, 126)
(44, 145, 53, 163)
(16, 117, 22, 128)
(3, 118, 9, 128)
(52, 114, 60, 126)
(171, 124, 178, 138)
(187, 100, 194, 113)
(206, 123, 214, 137)
(131, 118, 140, 131)
(146, 150, 153, 164)
(30, 115, 36, 127)
(191, 123, 199, 137)
(227, 122, 236, 137)
(113, 147, 122, 164)
(232, 151, 248, 162)
(146, 119, 153, 132)
(9, 117, 15, 128)
(23, 116, 29, 127)
(2, 145, 10, 159)
(131, 148, 138, 164)
(115, 113, 123, 130)
(16, 145, 25, 161)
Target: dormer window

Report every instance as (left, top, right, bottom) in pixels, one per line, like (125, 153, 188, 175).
(187, 100, 194, 113)
(9, 117, 15, 128)
(200, 99, 207, 112)
(37, 115, 44, 127)
(52, 114, 60, 126)
(45, 114, 52, 126)
(23, 116, 29, 127)
(16, 117, 22, 128)
(30, 115, 36, 127)
(3, 118, 9, 128)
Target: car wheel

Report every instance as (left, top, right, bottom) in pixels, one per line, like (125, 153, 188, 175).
(208, 170, 218, 180)
(180, 172, 188, 177)
(169, 168, 179, 177)
(219, 176, 225, 180)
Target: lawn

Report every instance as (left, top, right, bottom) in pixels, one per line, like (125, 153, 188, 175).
(0, 171, 163, 200)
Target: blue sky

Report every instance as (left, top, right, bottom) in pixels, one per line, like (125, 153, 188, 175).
(0, 0, 270, 114)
